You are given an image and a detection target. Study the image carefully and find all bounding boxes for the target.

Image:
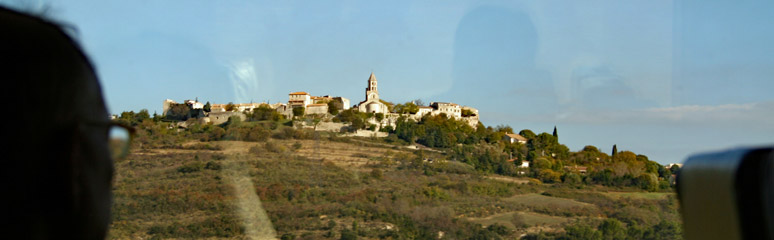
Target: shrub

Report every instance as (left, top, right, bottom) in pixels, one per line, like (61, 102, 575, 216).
(370, 169, 383, 180)
(178, 162, 204, 173)
(511, 213, 528, 228)
(292, 142, 303, 151)
(264, 141, 287, 154)
(538, 169, 561, 183)
(205, 161, 222, 170)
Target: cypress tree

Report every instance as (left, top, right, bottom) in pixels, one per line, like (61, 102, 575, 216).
(553, 126, 558, 139)
(612, 144, 618, 157)
(204, 101, 211, 112)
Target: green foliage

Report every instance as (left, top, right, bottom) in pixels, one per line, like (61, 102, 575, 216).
(250, 104, 284, 121)
(327, 101, 340, 115)
(280, 233, 296, 240)
(562, 173, 583, 185)
(564, 223, 602, 240)
(203, 101, 211, 112)
(461, 108, 475, 117)
(335, 109, 368, 131)
(292, 107, 305, 118)
(225, 102, 236, 112)
(204, 161, 222, 170)
(519, 129, 536, 139)
(670, 165, 681, 175)
(340, 228, 358, 240)
(637, 173, 659, 192)
(166, 104, 192, 121)
(538, 169, 562, 183)
(394, 102, 419, 114)
(177, 162, 204, 173)
(292, 141, 303, 151)
(599, 218, 627, 240)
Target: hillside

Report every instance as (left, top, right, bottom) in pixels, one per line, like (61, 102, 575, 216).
(108, 131, 681, 239)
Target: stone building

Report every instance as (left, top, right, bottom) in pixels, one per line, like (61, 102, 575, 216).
(288, 92, 312, 108)
(429, 102, 462, 118)
(357, 72, 389, 114)
(305, 104, 329, 115)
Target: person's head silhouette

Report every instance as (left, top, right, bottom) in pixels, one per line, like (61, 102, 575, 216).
(1, 6, 115, 239)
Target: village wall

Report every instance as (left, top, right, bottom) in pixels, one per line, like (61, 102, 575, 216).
(206, 112, 246, 125)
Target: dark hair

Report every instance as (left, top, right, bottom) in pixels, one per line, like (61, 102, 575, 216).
(1, 6, 111, 239)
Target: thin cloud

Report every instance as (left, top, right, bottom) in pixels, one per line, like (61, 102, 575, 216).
(553, 101, 774, 127)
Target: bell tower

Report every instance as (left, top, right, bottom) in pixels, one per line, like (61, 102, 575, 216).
(365, 72, 379, 101)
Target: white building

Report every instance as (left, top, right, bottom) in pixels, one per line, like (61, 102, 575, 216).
(357, 73, 389, 114)
(334, 97, 350, 110)
(185, 100, 204, 109)
(288, 92, 312, 108)
(236, 103, 264, 112)
(162, 99, 176, 116)
(417, 106, 433, 117)
(520, 161, 530, 168)
(503, 133, 528, 144)
(430, 102, 462, 118)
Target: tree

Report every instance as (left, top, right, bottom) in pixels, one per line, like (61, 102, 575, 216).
(339, 228, 357, 240)
(553, 126, 558, 140)
(395, 102, 418, 114)
(538, 169, 561, 183)
(327, 101, 340, 115)
(519, 129, 536, 139)
(166, 104, 191, 121)
(225, 102, 236, 112)
(644, 220, 682, 240)
(637, 173, 658, 192)
(612, 144, 618, 157)
(495, 125, 514, 134)
(533, 158, 553, 169)
(292, 107, 305, 118)
(204, 101, 211, 112)
(562, 173, 582, 185)
(251, 104, 276, 121)
(599, 219, 626, 240)
(136, 109, 151, 123)
(564, 223, 602, 240)
(670, 164, 681, 175)
(461, 108, 475, 117)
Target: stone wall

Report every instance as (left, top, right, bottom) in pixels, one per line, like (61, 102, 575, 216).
(206, 112, 246, 125)
(344, 130, 388, 138)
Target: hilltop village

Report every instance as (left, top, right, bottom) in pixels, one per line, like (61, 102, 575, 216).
(162, 73, 480, 135)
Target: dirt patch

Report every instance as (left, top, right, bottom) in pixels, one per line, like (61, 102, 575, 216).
(485, 175, 530, 184)
(602, 191, 673, 200)
(467, 211, 570, 230)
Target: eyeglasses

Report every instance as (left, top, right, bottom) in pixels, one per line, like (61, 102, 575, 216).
(108, 122, 136, 160)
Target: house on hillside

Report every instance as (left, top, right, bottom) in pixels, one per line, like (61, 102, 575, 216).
(564, 166, 588, 175)
(503, 133, 528, 144)
(289, 92, 312, 108)
(306, 104, 329, 115)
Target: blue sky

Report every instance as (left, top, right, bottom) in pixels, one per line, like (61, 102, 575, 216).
(5, 0, 773, 164)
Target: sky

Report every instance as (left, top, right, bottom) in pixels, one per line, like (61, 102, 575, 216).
(4, 0, 773, 164)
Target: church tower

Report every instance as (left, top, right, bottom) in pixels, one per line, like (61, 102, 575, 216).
(365, 72, 379, 101)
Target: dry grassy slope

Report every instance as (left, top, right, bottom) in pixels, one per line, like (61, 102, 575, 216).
(109, 139, 679, 239)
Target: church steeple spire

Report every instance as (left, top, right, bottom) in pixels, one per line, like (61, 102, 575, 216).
(366, 72, 379, 101)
